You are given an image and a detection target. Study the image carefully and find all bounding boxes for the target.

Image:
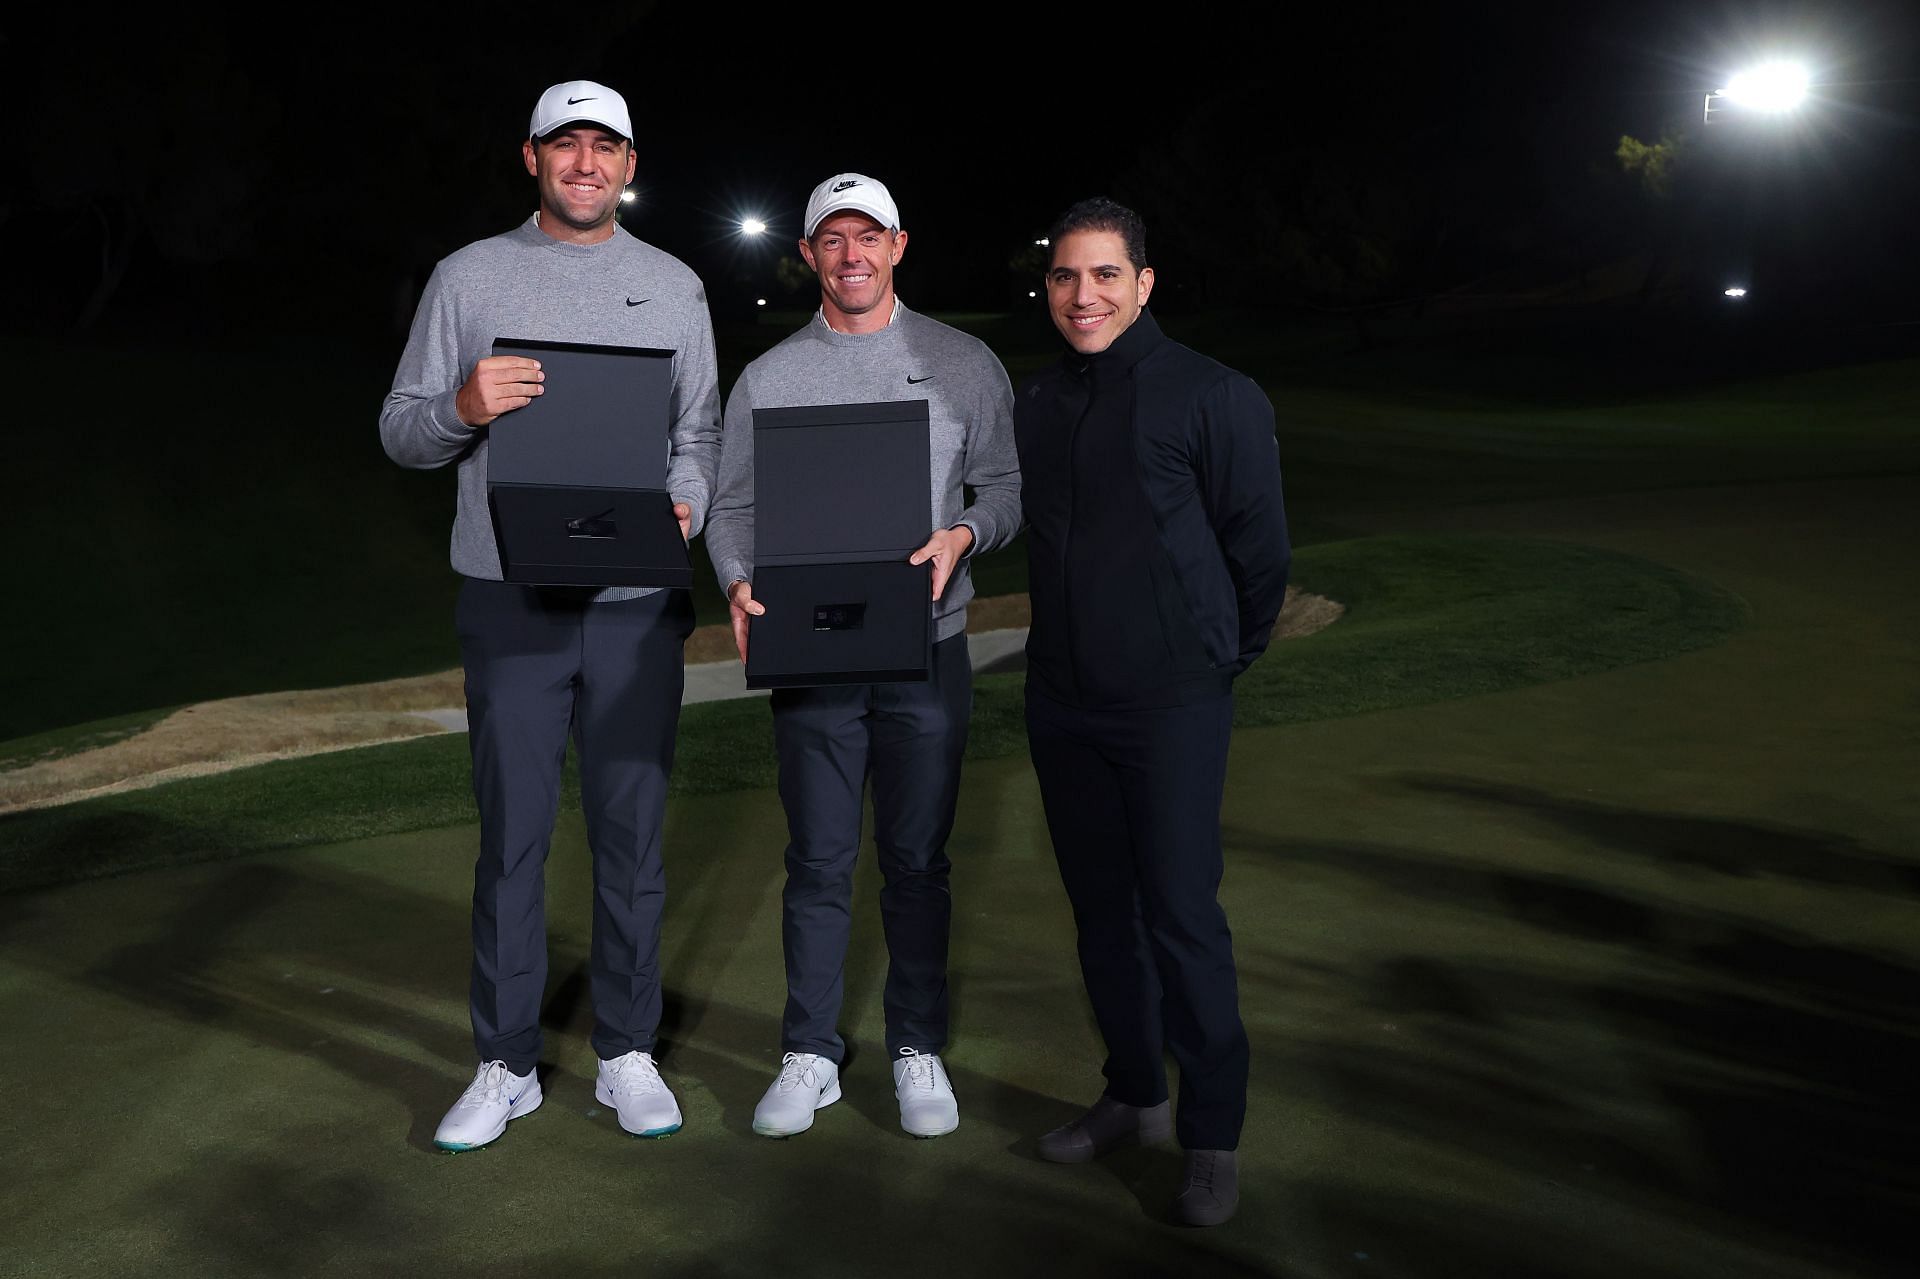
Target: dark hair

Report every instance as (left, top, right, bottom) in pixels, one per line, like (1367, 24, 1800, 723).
(532, 126, 631, 150)
(1047, 197, 1148, 271)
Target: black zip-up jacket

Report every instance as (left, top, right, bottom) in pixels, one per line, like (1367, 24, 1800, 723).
(1015, 309, 1291, 710)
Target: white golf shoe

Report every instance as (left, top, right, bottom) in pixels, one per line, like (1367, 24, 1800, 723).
(752, 1052, 842, 1138)
(433, 1060, 542, 1151)
(595, 1050, 683, 1138)
(892, 1047, 958, 1138)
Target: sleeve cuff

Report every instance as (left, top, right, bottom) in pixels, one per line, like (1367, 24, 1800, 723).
(953, 517, 984, 558)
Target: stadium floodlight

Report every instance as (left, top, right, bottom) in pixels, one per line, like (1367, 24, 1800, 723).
(1724, 286, 1749, 298)
(620, 189, 637, 204)
(741, 217, 769, 236)
(1725, 62, 1810, 110)
(1705, 60, 1811, 122)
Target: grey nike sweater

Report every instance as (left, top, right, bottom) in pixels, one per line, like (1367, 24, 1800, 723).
(379, 214, 722, 600)
(705, 303, 1022, 642)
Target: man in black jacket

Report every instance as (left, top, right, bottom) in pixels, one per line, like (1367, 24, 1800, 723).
(1015, 197, 1291, 1227)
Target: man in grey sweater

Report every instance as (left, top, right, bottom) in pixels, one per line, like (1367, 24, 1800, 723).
(379, 80, 720, 1151)
(705, 173, 1021, 1140)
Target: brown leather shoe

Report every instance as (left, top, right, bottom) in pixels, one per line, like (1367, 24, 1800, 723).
(1035, 1096, 1173, 1163)
(1172, 1148, 1239, 1226)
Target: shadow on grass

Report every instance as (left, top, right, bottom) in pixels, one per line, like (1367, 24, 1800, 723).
(78, 859, 472, 1151)
(9, 831, 1283, 1276)
(1401, 774, 1920, 894)
(1225, 780, 1919, 1279)
(138, 1144, 413, 1272)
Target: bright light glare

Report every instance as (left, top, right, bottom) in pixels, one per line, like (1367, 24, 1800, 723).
(620, 190, 637, 204)
(1722, 62, 1810, 111)
(1724, 287, 1749, 298)
(756, 298, 767, 307)
(741, 218, 768, 236)
(1035, 238, 1050, 246)
(1027, 290, 1037, 298)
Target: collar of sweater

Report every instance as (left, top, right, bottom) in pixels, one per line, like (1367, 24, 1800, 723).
(1068, 307, 1163, 381)
(514, 213, 630, 256)
(811, 298, 911, 346)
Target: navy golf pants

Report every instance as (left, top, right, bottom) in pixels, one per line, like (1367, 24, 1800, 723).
(1025, 686, 1249, 1151)
(770, 634, 972, 1063)
(456, 579, 693, 1075)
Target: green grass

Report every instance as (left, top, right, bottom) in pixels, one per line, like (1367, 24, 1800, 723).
(1235, 535, 1749, 727)
(0, 535, 1746, 894)
(3, 306, 1910, 1279)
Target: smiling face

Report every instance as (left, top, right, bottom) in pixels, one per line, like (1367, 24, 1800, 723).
(1046, 229, 1155, 354)
(798, 210, 908, 333)
(522, 126, 636, 243)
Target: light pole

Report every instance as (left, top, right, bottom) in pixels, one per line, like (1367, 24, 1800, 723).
(1691, 59, 1818, 306)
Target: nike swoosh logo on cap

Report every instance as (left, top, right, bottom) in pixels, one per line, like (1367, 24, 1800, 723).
(627, 298, 651, 307)
(567, 96, 596, 105)
(907, 375, 934, 384)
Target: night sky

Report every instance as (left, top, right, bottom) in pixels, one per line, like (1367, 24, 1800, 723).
(6, 2, 1917, 337)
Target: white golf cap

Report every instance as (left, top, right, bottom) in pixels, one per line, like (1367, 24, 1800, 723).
(529, 80, 632, 141)
(803, 173, 901, 237)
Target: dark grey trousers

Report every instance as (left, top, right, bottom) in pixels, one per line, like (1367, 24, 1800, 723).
(770, 634, 972, 1062)
(456, 579, 692, 1075)
(1025, 686, 1249, 1151)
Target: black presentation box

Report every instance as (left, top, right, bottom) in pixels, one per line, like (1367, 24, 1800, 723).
(745, 399, 933, 689)
(486, 338, 692, 588)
